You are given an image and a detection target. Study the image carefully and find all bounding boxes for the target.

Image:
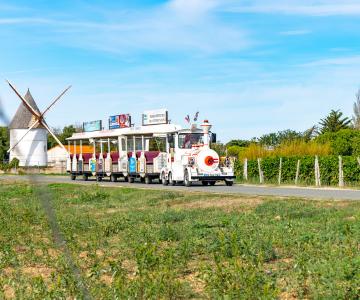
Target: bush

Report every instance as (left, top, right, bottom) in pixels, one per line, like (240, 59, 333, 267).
(316, 129, 360, 156)
(0, 158, 19, 171)
(227, 145, 243, 158)
(239, 141, 330, 160)
(235, 155, 360, 186)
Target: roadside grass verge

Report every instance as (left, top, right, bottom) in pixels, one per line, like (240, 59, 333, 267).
(0, 182, 359, 299)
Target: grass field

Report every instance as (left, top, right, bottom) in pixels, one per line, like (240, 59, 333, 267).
(0, 181, 359, 299)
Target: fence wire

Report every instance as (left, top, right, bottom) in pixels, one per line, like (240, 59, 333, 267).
(0, 93, 92, 299)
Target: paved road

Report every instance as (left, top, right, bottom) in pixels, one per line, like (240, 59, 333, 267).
(2, 174, 360, 201)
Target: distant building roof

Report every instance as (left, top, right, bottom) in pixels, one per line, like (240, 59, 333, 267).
(9, 89, 45, 130)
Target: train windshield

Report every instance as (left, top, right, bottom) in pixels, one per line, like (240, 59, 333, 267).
(178, 133, 204, 149)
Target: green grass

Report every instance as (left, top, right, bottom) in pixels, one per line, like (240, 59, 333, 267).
(0, 182, 359, 299)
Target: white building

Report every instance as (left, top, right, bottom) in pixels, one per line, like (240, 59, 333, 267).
(9, 90, 48, 167)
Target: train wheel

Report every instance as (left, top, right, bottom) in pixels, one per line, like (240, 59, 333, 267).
(96, 176, 102, 182)
(70, 174, 76, 181)
(202, 181, 209, 186)
(162, 172, 168, 186)
(128, 176, 135, 183)
(83, 174, 88, 181)
(209, 181, 216, 186)
(168, 173, 175, 186)
(184, 171, 192, 187)
(110, 174, 117, 182)
(225, 180, 233, 186)
(145, 176, 152, 184)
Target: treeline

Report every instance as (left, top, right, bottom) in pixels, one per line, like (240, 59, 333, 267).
(213, 101, 360, 160)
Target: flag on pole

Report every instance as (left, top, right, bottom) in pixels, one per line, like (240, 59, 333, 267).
(194, 111, 199, 122)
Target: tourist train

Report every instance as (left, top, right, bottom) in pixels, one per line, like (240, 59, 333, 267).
(66, 110, 235, 186)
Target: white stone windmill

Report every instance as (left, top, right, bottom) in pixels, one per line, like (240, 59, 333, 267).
(7, 80, 71, 167)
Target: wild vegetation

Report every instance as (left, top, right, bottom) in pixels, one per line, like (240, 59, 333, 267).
(0, 182, 359, 299)
(235, 155, 360, 186)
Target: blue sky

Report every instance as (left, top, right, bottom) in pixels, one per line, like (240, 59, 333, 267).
(1, 0, 360, 141)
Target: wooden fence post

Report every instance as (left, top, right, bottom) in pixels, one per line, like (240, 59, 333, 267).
(295, 159, 300, 185)
(278, 157, 282, 185)
(258, 158, 264, 184)
(338, 156, 344, 187)
(243, 158, 248, 181)
(315, 156, 321, 187)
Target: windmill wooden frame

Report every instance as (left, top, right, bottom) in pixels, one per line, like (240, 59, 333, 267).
(7, 80, 72, 153)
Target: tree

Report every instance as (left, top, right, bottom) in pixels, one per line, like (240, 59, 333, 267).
(0, 127, 9, 162)
(353, 89, 360, 129)
(258, 130, 302, 147)
(316, 129, 360, 156)
(258, 132, 279, 147)
(318, 110, 351, 134)
(47, 125, 79, 149)
(226, 139, 250, 148)
(302, 125, 318, 142)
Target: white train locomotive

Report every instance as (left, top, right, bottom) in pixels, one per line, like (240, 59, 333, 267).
(66, 118, 235, 186)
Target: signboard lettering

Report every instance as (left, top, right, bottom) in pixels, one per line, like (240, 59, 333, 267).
(142, 109, 168, 126)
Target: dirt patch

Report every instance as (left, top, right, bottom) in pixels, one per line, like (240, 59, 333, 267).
(2, 267, 15, 276)
(22, 265, 54, 281)
(100, 274, 113, 286)
(96, 249, 105, 258)
(280, 291, 298, 300)
(122, 259, 137, 279)
(79, 251, 88, 259)
(171, 197, 263, 211)
(182, 271, 205, 295)
(47, 248, 59, 258)
(14, 245, 28, 253)
(34, 249, 43, 257)
(3, 284, 15, 299)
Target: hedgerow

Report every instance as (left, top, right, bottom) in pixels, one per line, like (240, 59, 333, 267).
(235, 155, 360, 186)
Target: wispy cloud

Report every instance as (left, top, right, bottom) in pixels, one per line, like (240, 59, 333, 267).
(222, 0, 360, 16)
(301, 55, 360, 67)
(0, 1, 250, 55)
(279, 29, 311, 36)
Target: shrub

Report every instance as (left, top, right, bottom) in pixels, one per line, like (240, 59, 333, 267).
(0, 158, 19, 171)
(227, 145, 242, 158)
(236, 155, 360, 186)
(239, 141, 330, 160)
(315, 129, 360, 156)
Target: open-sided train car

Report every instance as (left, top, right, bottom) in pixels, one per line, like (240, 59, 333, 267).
(66, 124, 177, 183)
(66, 120, 235, 186)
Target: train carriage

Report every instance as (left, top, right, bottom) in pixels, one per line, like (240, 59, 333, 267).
(66, 118, 235, 186)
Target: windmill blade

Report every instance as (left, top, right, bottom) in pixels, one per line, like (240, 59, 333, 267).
(41, 85, 72, 117)
(7, 120, 39, 153)
(41, 121, 68, 152)
(6, 79, 41, 118)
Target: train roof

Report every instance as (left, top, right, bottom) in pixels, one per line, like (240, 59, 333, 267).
(66, 123, 184, 141)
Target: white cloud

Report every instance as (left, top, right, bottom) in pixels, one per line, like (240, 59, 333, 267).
(0, 1, 249, 55)
(301, 55, 360, 66)
(279, 29, 311, 36)
(222, 0, 360, 16)
(166, 0, 219, 21)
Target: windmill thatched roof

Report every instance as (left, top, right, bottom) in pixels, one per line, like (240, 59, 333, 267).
(9, 89, 45, 130)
